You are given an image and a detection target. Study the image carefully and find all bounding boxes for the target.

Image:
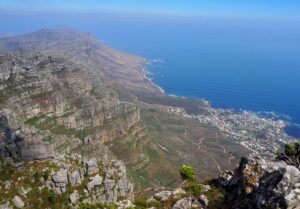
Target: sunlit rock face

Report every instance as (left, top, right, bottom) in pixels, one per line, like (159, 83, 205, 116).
(216, 157, 300, 209)
(0, 52, 140, 159)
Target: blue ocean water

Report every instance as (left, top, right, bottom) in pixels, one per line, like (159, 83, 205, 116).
(1, 12, 300, 137)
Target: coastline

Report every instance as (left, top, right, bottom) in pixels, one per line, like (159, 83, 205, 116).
(141, 59, 165, 94)
(142, 58, 299, 158)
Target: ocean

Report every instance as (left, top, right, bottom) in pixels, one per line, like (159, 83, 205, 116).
(1, 12, 300, 137)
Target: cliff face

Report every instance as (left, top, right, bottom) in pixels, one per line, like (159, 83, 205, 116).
(0, 50, 138, 207)
(216, 157, 300, 209)
(0, 51, 139, 160)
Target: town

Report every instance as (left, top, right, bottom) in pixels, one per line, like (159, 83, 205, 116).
(169, 106, 297, 158)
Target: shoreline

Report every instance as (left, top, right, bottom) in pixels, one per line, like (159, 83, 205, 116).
(141, 59, 165, 94)
(142, 58, 300, 144)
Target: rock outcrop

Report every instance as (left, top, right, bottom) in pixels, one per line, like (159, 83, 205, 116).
(216, 157, 300, 209)
(0, 49, 138, 208)
(0, 152, 134, 208)
(17, 140, 54, 161)
(0, 51, 140, 160)
(49, 154, 133, 204)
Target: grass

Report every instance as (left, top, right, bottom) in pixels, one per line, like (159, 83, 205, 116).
(145, 146, 160, 162)
(133, 196, 176, 209)
(79, 202, 118, 209)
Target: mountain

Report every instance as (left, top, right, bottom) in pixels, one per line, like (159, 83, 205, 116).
(0, 29, 254, 208)
(0, 28, 250, 188)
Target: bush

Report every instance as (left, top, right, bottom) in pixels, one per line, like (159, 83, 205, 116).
(285, 143, 294, 156)
(43, 169, 49, 181)
(188, 183, 202, 196)
(277, 142, 300, 169)
(179, 165, 195, 181)
(47, 190, 57, 204)
(34, 171, 42, 183)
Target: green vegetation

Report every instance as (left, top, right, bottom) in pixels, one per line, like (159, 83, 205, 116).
(146, 146, 160, 161)
(27, 187, 68, 209)
(179, 165, 196, 181)
(187, 183, 202, 196)
(278, 142, 300, 168)
(133, 197, 172, 209)
(43, 169, 50, 181)
(79, 202, 118, 209)
(0, 160, 73, 209)
(34, 171, 42, 183)
(285, 143, 295, 155)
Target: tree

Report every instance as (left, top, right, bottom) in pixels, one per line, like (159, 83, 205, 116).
(179, 165, 196, 181)
(277, 142, 300, 169)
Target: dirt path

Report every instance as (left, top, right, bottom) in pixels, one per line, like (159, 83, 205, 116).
(188, 138, 223, 174)
(218, 144, 235, 166)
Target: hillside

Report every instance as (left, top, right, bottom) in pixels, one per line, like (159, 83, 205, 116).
(0, 28, 249, 197)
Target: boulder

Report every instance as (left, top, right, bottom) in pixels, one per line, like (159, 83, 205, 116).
(52, 168, 68, 184)
(12, 196, 24, 208)
(85, 158, 99, 175)
(68, 169, 82, 186)
(14, 162, 25, 169)
(87, 174, 103, 191)
(17, 140, 54, 161)
(198, 195, 208, 208)
(117, 200, 134, 209)
(172, 197, 192, 209)
(0, 202, 12, 209)
(191, 200, 203, 209)
(216, 157, 300, 209)
(153, 190, 173, 202)
(51, 168, 68, 194)
(201, 185, 211, 192)
(69, 190, 79, 204)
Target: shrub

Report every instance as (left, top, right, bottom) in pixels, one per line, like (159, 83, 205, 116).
(179, 165, 195, 181)
(43, 169, 49, 181)
(47, 192, 56, 205)
(277, 142, 300, 168)
(34, 171, 42, 183)
(188, 183, 202, 196)
(285, 143, 294, 156)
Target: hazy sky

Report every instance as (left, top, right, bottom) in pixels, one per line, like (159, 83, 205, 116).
(1, 0, 300, 19)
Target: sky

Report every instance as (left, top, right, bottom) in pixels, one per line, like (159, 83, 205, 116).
(1, 0, 300, 19)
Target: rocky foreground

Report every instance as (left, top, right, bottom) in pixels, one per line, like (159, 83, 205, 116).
(1, 150, 299, 208)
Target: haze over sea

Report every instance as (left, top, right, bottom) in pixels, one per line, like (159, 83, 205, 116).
(1, 12, 300, 138)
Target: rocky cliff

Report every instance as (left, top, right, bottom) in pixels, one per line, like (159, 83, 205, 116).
(0, 51, 140, 160)
(0, 51, 139, 207)
(216, 157, 300, 209)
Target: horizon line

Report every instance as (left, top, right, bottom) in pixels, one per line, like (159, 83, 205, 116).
(1, 8, 300, 22)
